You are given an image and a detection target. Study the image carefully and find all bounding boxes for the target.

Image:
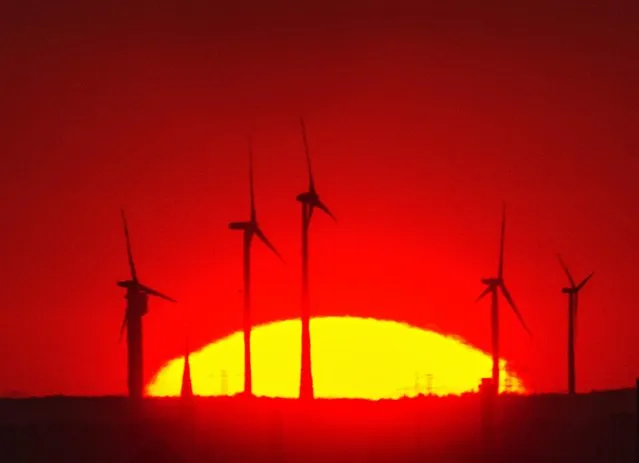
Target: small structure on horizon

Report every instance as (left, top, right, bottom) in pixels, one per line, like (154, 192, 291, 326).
(425, 373, 434, 395)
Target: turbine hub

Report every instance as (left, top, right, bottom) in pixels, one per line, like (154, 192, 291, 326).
(296, 192, 316, 204)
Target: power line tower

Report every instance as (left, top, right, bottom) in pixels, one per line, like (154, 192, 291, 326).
(425, 373, 434, 396)
(504, 375, 512, 394)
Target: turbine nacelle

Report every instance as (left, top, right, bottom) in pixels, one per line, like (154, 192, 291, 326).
(229, 220, 282, 260)
(229, 221, 256, 232)
(117, 279, 174, 342)
(116, 280, 175, 303)
(117, 280, 148, 302)
(117, 280, 135, 289)
(296, 191, 317, 204)
(481, 277, 501, 286)
(297, 191, 337, 222)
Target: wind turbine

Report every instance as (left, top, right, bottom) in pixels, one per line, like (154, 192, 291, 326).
(476, 205, 531, 394)
(229, 138, 283, 397)
(117, 210, 176, 399)
(557, 254, 594, 396)
(296, 118, 336, 400)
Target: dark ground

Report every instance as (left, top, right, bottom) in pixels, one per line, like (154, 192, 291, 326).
(0, 390, 635, 462)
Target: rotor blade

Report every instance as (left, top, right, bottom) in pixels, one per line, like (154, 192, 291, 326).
(499, 283, 532, 336)
(498, 203, 506, 280)
(300, 117, 315, 193)
(248, 136, 256, 223)
(121, 209, 138, 282)
(556, 254, 576, 287)
(255, 227, 285, 262)
(118, 312, 128, 343)
(475, 285, 492, 303)
(576, 272, 594, 291)
(315, 199, 337, 222)
(139, 284, 177, 303)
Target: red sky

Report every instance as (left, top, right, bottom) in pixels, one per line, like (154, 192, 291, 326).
(1, 1, 638, 396)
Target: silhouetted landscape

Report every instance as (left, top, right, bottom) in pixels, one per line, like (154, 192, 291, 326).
(0, 390, 635, 462)
(3, 2, 639, 462)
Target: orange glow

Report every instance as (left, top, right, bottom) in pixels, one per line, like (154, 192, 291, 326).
(147, 317, 525, 399)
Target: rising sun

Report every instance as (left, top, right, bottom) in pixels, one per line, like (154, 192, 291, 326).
(147, 316, 525, 399)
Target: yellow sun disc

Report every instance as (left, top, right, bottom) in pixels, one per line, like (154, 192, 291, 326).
(146, 316, 525, 399)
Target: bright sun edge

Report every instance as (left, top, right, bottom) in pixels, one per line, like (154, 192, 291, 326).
(146, 316, 526, 399)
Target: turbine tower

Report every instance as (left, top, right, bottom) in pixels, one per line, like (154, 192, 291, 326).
(296, 118, 336, 400)
(181, 336, 193, 399)
(557, 254, 594, 396)
(229, 138, 283, 397)
(117, 210, 176, 399)
(476, 204, 531, 394)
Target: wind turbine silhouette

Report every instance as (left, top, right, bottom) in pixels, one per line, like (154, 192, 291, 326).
(229, 138, 283, 397)
(296, 118, 336, 400)
(476, 204, 531, 394)
(557, 254, 593, 396)
(117, 210, 176, 399)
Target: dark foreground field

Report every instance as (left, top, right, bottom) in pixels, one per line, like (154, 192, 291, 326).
(0, 390, 635, 462)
